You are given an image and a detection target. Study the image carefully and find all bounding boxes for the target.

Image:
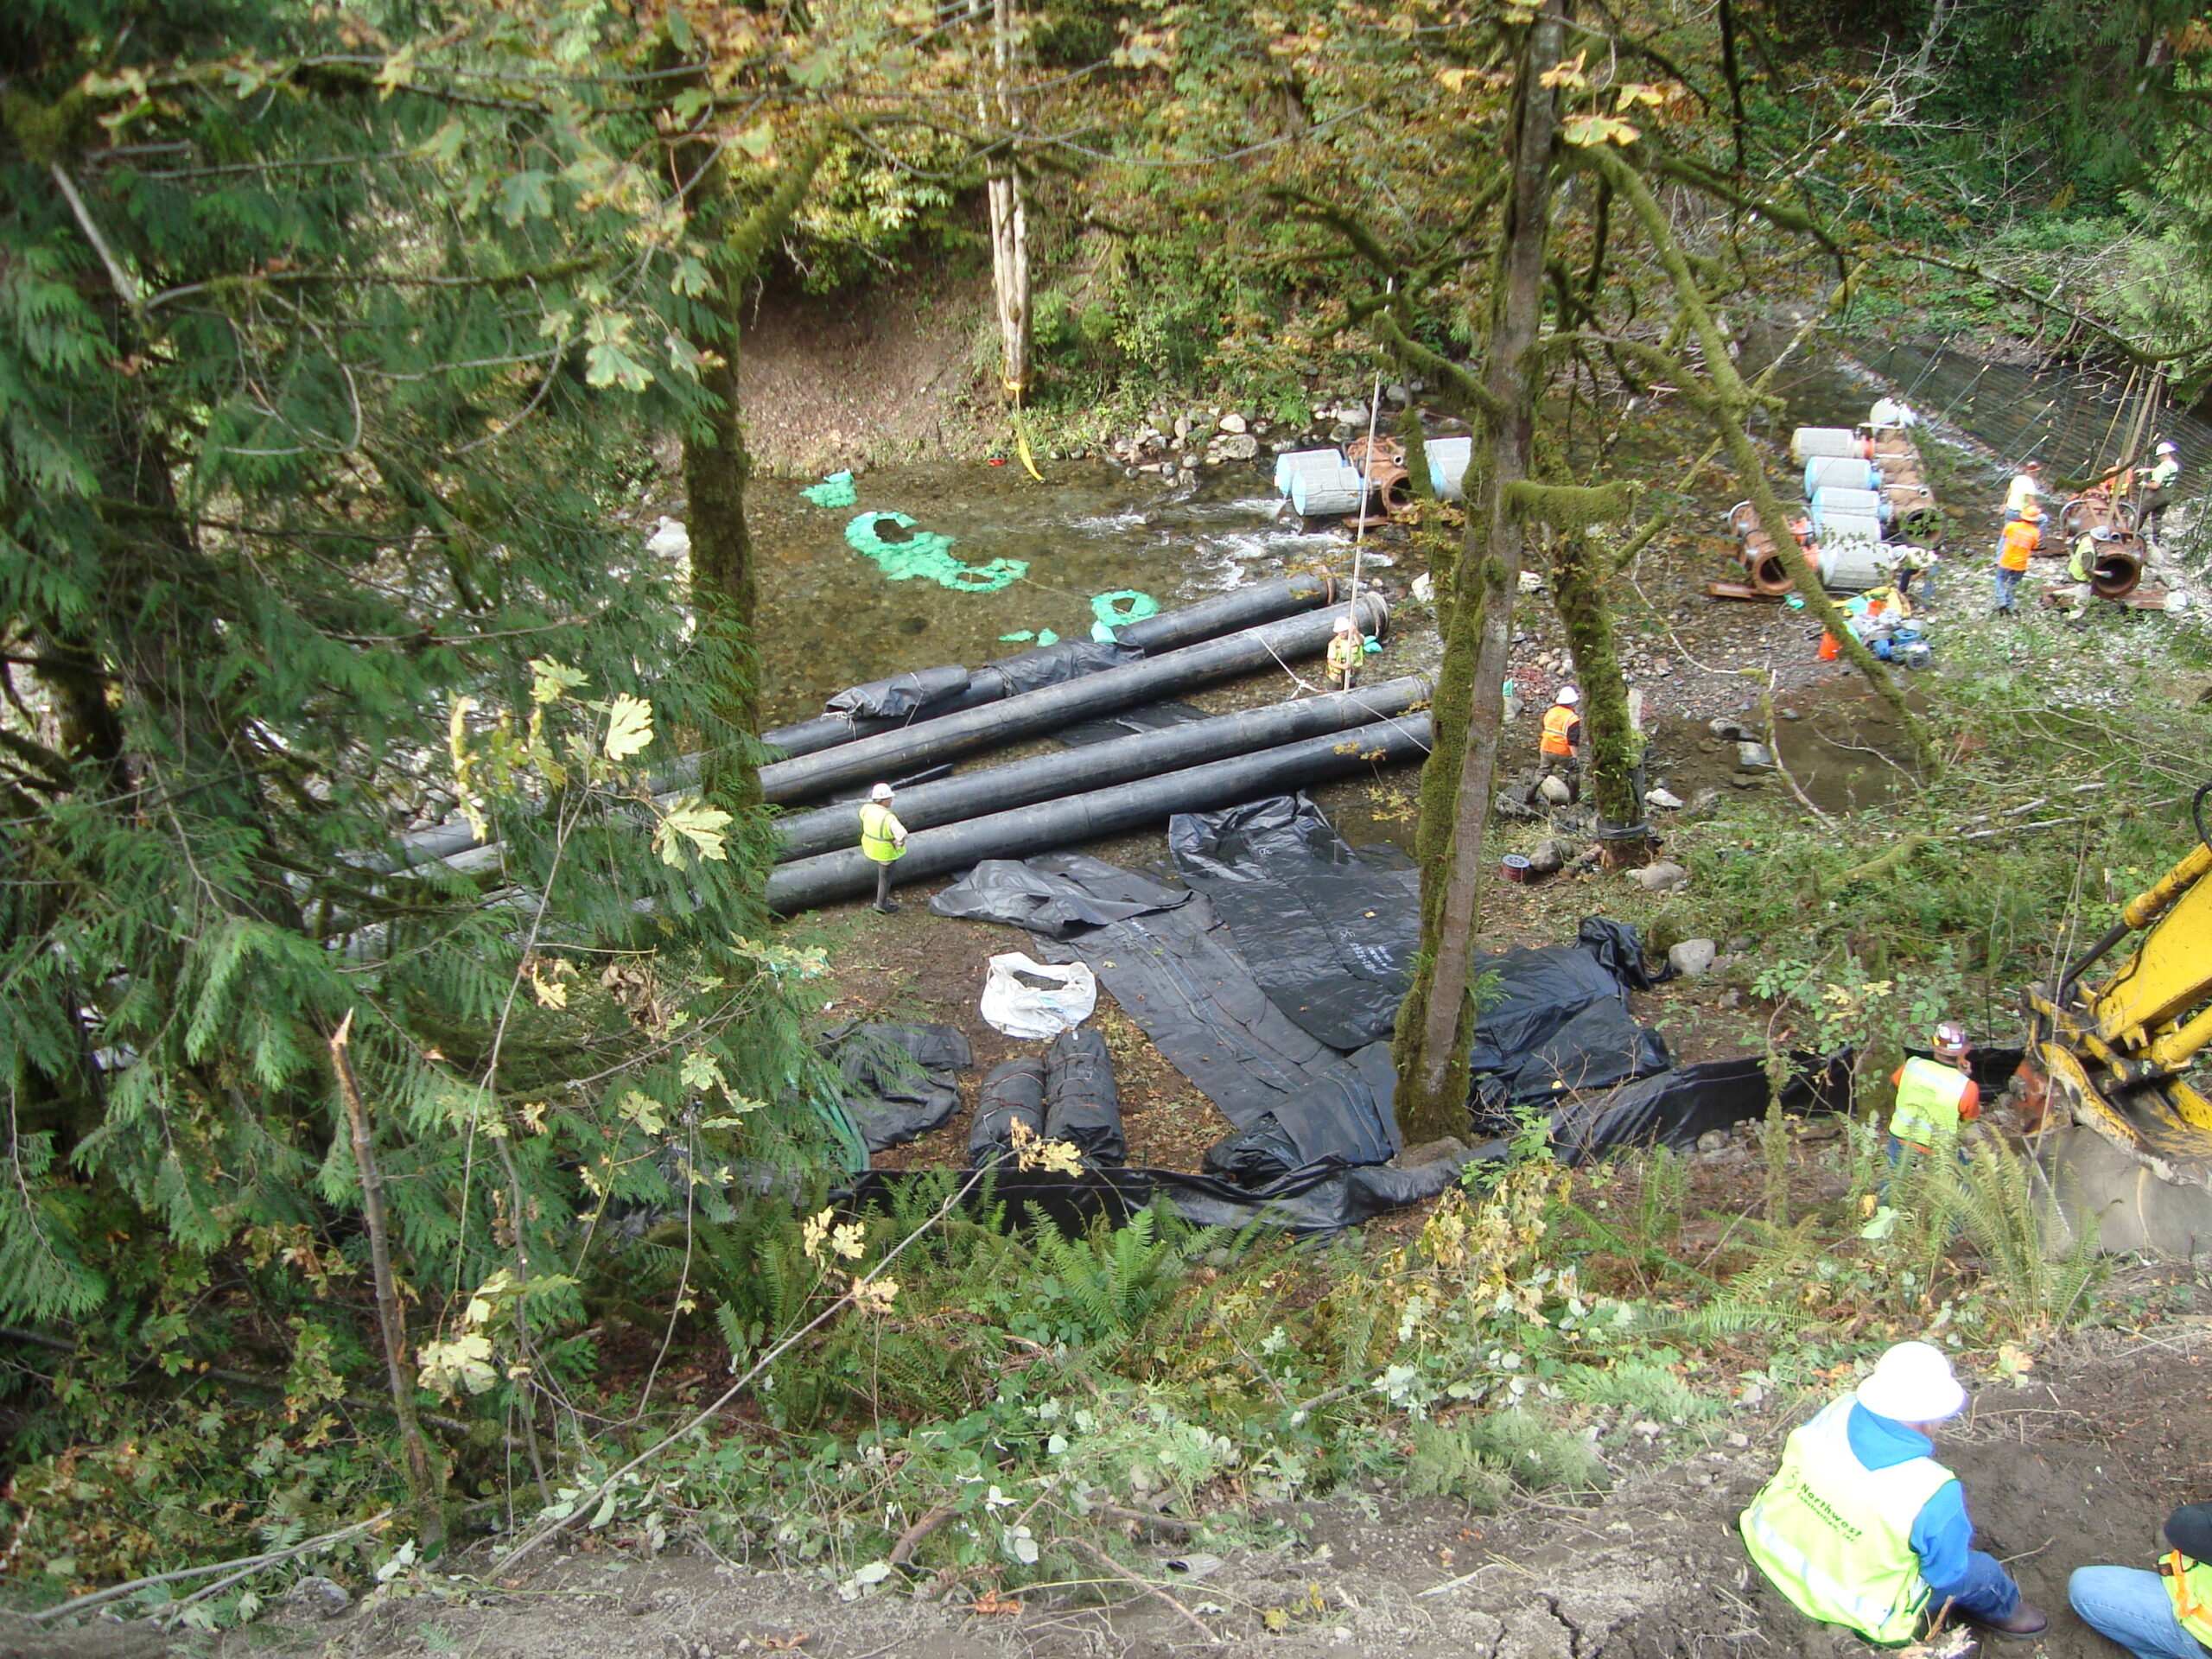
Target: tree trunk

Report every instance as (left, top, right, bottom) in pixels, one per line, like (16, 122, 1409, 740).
(1390, 2, 1565, 1145)
(1548, 532, 1649, 865)
(986, 0, 1031, 402)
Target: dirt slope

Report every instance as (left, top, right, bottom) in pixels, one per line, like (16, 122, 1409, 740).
(3, 1325, 2178, 1659)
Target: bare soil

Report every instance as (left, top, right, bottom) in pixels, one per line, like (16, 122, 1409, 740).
(15, 1322, 2195, 1659)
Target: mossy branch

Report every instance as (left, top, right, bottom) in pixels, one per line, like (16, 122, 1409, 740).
(1504, 480, 1633, 530)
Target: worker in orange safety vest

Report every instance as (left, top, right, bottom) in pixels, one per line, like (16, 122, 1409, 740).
(1992, 504, 2040, 615)
(1539, 685, 1582, 763)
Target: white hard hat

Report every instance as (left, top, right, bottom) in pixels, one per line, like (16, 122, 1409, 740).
(1556, 685, 1580, 705)
(1335, 614, 1359, 632)
(2158, 440, 2179, 455)
(868, 782, 894, 801)
(1933, 1020, 1971, 1055)
(1856, 1340, 1966, 1423)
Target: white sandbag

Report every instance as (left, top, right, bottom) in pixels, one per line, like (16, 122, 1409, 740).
(981, 952, 1098, 1039)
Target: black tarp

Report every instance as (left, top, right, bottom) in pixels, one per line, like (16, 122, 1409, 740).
(969, 1055, 1047, 1167)
(1057, 702, 1213, 747)
(1203, 1040, 1401, 1184)
(1465, 933, 1672, 1124)
(823, 665, 973, 721)
(821, 1022, 973, 1154)
(974, 639, 1140, 698)
(930, 855, 1196, 938)
(1167, 796, 1421, 1049)
(845, 1147, 1472, 1239)
(1548, 1050, 1854, 1165)
(1043, 1028, 1126, 1166)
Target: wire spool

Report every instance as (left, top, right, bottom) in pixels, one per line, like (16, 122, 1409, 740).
(1741, 532, 1796, 595)
(1811, 486, 1886, 526)
(2089, 543, 2144, 599)
(1805, 456, 1880, 493)
(1791, 427, 1869, 461)
(1273, 448, 1347, 495)
(1425, 435, 1473, 502)
(1288, 464, 1370, 518)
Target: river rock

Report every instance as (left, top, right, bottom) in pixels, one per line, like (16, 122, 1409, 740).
(1708, 716, 1751, 741)
(1173, 413, 1191, 441)
(1627, 860, 1689, 893)
(1538, 774, 1573, 806)
(1527, 836, 1580, 875)
(1218, 411, 1249, 434)
(1668, 938, 1718, 977)
(1735, 740, 1775, 770)
(1495, 791, 1543, 823)
(1645, 785, 1685, 810)
(1214, 433, 1261, 461)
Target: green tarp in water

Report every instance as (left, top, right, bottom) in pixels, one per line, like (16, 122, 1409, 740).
(844, 511, 1027, 592)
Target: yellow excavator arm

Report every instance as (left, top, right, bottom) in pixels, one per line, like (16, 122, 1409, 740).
(2027, 794, 2212, 1195)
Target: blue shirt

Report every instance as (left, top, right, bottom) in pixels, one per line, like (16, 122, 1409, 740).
(1845, 1402, 1975, 1599)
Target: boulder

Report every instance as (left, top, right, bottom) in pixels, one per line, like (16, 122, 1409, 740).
(1538, 774, 1574, 806)
(1526, 836, 1580, 875)
(1495, 791, 1543, 823)
(1644, 785, 1685, 810)
(1735, 740, 1775, 770)
(1214, 433, 1261, 461)
(1627, 861, 1689, 893)
(1668, 938, 1719, 977)
(1708, 716, 1750, 741)
(1218, 411, 1249, 434)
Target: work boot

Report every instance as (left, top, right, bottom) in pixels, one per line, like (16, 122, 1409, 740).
(1977, 1602, 2050, 1639)
(874, 900, 900, 915)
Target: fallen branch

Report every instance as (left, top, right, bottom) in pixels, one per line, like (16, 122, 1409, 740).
(887, 1504, 956, 1567)
(32, 1510, 394, 1624)
(1840, 834, 1929, 884)
(1063, 1536, 1220, 1646)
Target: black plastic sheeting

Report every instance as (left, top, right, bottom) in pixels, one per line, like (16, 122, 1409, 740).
(845, 1148, 1471, 1239)
(824, 665, 974, 721)
(1057, 702, 1212, 747)
(1043, 1029, 1125, 1166)
(1546, 1051, 1854, 1165)
(1465, 920, 1674, 1124)
(934, 854, 1349, 1127)
(978, 639, 1140, 698)
(1168, 796, 1421, 1050)
(969, 1056, 1047, 1168)
(1203, 1040, 1401, 1183)
(821, 1023, 973, 1154)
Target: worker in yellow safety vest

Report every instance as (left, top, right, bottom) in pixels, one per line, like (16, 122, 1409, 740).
(1889, 1021, 1980, 1155)
(2004, 460, 2044, 520)
(1993, 504, 2040, 615)
(2142, 439, 2181, 547)
(1325, 614, 1364, 690)
(858, 782, 908, 914)
(1539, 684, 1582, 761)
(1742, 1340, 2047, 1643)
(2071, 1502, 2212, 1659)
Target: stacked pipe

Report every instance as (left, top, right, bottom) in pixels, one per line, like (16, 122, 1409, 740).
(398, 577, 1340, 875)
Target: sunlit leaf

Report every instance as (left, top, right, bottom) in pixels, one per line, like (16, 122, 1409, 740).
(602, 695, 655, 760)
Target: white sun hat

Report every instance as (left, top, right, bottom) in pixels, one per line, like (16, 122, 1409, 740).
(1855, 1340, 1966, 1423)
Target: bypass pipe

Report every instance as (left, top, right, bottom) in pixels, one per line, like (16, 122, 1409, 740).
(759, 593, 1389, 806)
(766, 710, 1432, 913)
(2089, 545, 2145, 599)
(760, 573, 1339, 760)
(382, 576, 1338, 872)
(772, 675, 1432, 861)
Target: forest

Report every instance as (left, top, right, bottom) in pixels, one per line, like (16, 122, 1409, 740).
(4, 0, 2212, 1648)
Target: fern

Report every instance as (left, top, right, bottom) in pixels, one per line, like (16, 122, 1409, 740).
(1030, 1209, 1179, 1344)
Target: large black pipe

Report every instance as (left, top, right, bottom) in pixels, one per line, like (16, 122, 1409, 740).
(766, 710, 1431, 913)
(772, 675, 1431, 862)
(760, 573, 1339, 760)
(385, 575, 1340, 872)
(759, 593, 1388, 807)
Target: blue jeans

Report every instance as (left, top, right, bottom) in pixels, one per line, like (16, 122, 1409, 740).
(2070, 1566, 2210, 1659)
(1993, 566, 2024, 611)
(1929, 1548, 2023, 1626)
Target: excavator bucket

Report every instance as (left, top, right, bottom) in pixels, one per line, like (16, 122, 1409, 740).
(2024, 824, 2212, 1254)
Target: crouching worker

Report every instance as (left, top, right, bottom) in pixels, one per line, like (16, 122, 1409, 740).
(1742, 1340, 2049, 1643)
(2070, 1503, 2212, 1659)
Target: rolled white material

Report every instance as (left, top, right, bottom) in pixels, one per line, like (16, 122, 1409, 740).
(1811, 487, 1886, 525)
(1791, 427, 1866, 461)
(1425, 435, 1474, 502)
(1289, 464, 1370, 517)
(1818, 541, 1900, 592)
(1805, 456, 1880, 494)
(1817, 511, 1884, 550)
(1274, 448, 1347, 494)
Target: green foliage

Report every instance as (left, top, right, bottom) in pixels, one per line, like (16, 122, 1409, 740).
(1406, 1410, 1605, 1510)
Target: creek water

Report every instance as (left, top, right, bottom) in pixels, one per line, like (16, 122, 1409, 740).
(748, 462, 1363, 728)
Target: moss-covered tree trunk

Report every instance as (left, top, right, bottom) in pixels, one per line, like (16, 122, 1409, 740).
(1391, 2, 1564, 1145)
(1548, 531, 1649, 865)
